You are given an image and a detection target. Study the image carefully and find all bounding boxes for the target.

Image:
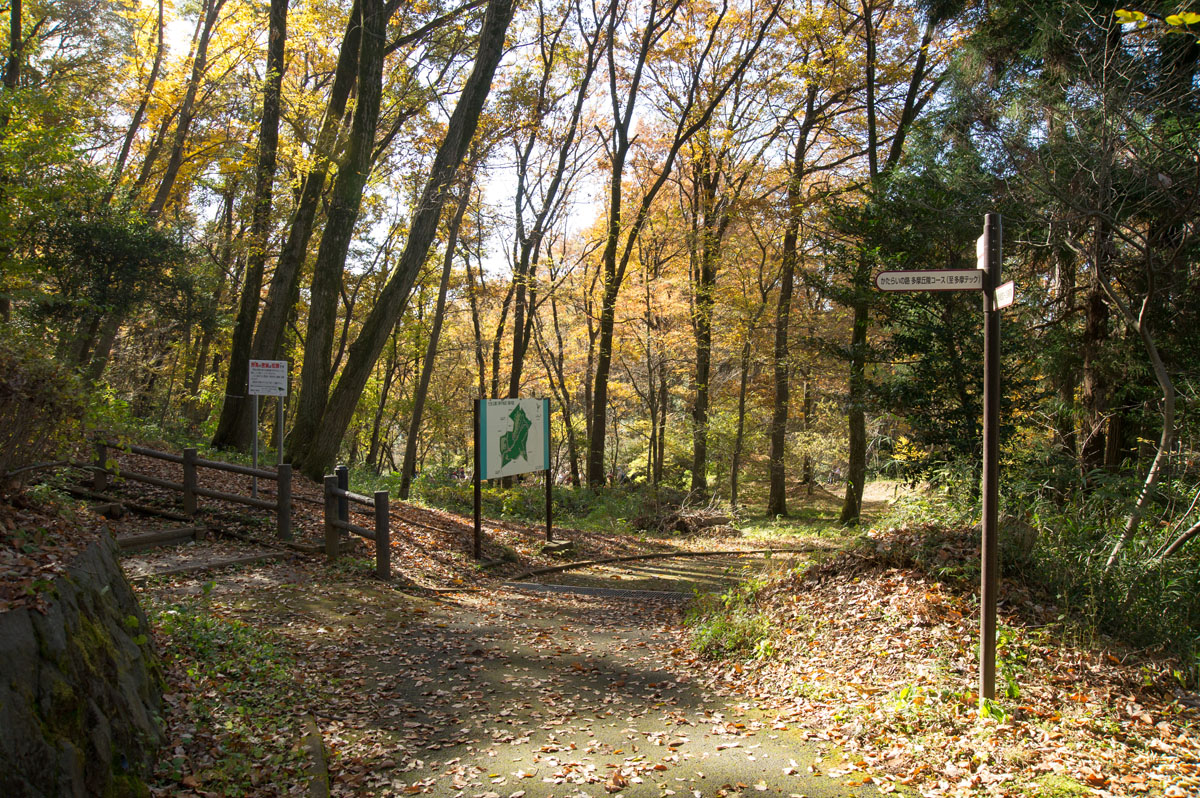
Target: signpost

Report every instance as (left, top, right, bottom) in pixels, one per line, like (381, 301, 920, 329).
(473, 398, 553, 559)
(248, 359, 288, 498)
(875, 213, 1009, 713)
(978, 214, 1002, 711)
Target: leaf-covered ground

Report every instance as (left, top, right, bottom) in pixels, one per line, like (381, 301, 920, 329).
(680, 526, 1200, 798)
(4, 450, 1198, 797)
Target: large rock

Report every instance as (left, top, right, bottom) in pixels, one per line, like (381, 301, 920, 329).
(0, 535, 164, 797)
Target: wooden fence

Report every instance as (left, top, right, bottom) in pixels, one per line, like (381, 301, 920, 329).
(89, 441, 292, 540)
(323, 466, 391, 579)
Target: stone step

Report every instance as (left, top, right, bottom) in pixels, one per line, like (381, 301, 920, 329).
(116, 526, 208, 551)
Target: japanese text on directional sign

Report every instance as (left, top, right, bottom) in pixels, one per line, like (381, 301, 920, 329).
(875, 269, 984, 292)
(248, 359, 288, 396)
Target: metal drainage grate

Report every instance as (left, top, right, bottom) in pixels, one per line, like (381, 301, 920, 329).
(503, 581, 691, 601)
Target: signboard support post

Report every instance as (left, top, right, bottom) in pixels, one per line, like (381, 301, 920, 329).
(252, 394, 259, 498)
(277, 397, 285, 466)
(979, 213, 1002, 708)
(473, 400, 482, 560)
(544, 398, 553, 542)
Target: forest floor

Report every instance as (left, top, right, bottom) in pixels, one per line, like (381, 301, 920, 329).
(2, 450, 1197, 797)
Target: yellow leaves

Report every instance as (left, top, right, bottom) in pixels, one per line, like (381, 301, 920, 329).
(1117, 8, 1200, 31)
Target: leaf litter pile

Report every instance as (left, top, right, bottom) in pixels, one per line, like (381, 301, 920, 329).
(4, 448, 1199, 797)
(680, 525, 1200, 797)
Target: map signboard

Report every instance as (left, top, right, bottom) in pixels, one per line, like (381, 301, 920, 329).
(478, 398, 550, 480)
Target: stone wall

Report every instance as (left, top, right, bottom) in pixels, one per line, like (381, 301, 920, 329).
(0, 535, 164, 797)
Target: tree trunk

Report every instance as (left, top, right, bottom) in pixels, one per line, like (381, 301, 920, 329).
(730, 334, 752, 509)
(366, 336, 398, 472)
(288, 0, 389, 462)
(1105, 291, 1177, 569)
(839, 290, 868, 524)
(0, 0, 20, 321)
(212, 0, 288, 451)
(1080, 281, 1110, 479)
(464, 241, 488, 398)
(399, 181, 472, 499)
(289, 0, 515, 479)
(248, 0, 362, 373)
(105, 0, 165, 204)
(146, 0, 226, 219)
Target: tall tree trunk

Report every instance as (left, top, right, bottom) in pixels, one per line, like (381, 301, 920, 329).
(105, 0, 166, 204)
(0, 0, 20, 321)
(399, 181, 472, 499)
(464, 242, 488, 398)
(689, 157, 720, 497)
(289, 0, 389, 461)
(534, 285, 581, 487)
(767, 133, 811, 516)
(146, 0, 226, 219)
(187, 183, 236, 411)
(839, 287, 868, 524)
(212, 0, 288, 451)
(1105, 291, 1176, 568)
(249, 0, 362, 375)
(730, 335, 752, 509)
(1080, 281, 1110, 479)
(290, 0, 515, 479)
(365, 335, 398, 472)
(655, 361, 668, 485)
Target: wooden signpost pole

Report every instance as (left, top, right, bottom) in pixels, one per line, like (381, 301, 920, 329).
(979, 213, 1002, 706)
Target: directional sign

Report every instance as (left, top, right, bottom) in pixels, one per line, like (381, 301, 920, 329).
(875, 269, 984, 292)
(994, 280, 1015, 310)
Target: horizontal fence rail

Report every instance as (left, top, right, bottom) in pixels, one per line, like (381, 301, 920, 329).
(87, 441, 292, 540)
(323, 466, 390, 580)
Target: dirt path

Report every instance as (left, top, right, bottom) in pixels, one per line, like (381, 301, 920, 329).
(148, 554, 878, 798)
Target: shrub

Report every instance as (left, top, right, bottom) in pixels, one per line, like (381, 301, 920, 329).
(0, 335, 86, 494)
(686, 578, 774, 660)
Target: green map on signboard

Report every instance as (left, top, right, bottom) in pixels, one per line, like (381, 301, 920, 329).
(499, 404, 532, 467)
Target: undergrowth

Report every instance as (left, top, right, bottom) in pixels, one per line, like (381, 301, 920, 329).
(686, 576, 776, 660)
(882, 464, 1200, 687)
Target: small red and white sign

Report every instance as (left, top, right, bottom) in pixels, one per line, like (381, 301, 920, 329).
(248, 359, 288, 396)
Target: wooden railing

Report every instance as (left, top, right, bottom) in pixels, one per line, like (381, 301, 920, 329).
(88, 441, 292, 540)
(323, 465, 390, 580)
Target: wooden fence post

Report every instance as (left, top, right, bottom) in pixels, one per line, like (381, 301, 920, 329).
(323, 475, 339, 559)
(335, 464, 349, 522)
(374, 490, 390, 580)
(92, 442, 108, 491)
(182, 448, 198, 516)
(277, 464, 292, 540)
